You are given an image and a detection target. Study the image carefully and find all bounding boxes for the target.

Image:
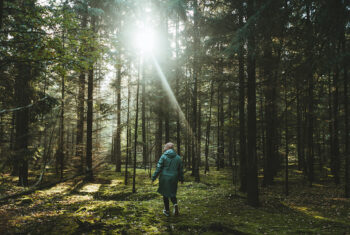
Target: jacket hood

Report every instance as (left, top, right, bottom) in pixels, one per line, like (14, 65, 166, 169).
(164, 149, 177, 158)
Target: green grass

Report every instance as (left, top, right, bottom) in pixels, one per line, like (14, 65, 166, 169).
(0, 165, 349, 234)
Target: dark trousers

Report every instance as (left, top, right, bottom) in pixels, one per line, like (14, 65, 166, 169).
(163, 196, 177, 211)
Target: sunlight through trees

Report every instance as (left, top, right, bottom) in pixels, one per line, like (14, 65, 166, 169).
(0, 0, 349, 233)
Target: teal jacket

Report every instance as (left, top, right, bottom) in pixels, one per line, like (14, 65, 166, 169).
(151, 149, 184, 198)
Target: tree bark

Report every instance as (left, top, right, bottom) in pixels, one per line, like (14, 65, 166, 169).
(115, 50, 122, 172)
(246, 0, 259, 207)
(75, 6, 87, 174)
(185, 67, 191, 168)
(125, 76, 131, 185)
(163, 14, 170, 144)
(155, 107, 162, 161)
(262, 39, 277, 187)
(306, 74, 314, 185)
(155, 59, 163, 162)
(259, 92, 265, 175)
(132, 59, 141, 193)
(0, 114, 3, 160)
(175, 14, 181, 156)
(204, 81, 214, 174)
(331, 49, 340, 185)
(228, 94, 234, 169)
(328, 72, 333, 179)
(296, 84, 304, 171)
(192, 0, 200, 182)
(10, 112, 16, 176)
(238, 2, 247, 192)
(197, 91, 202, 169)
(284, 74, 289, 196)
(57, 29, 66, 180)
(0, 0, 4, 30)
(58, 64, 65, 180)
(141, 61, 147, 167)
(14, 62, 30, 186)
(85, 16, 96, 182)
(306, 4, 314, 185)
(218, 60, 225, 169)
(343, 36, 349, 197)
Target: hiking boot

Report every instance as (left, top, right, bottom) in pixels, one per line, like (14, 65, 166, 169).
(163, 209, 170, 217)
(174, 204, 179, 216)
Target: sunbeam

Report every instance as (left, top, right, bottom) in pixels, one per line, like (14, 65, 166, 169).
(151, 54, 194, 139)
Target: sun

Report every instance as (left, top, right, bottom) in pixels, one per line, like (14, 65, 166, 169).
(132, 23, 156, 55)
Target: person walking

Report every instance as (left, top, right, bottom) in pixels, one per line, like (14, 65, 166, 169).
(151, 142, 184, 216)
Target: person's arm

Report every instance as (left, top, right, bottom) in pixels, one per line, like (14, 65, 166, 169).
(178, 157, 184, 183)
(151, 155, 164, 181)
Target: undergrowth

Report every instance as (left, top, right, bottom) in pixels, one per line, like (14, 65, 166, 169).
(0, 164, 349, 234)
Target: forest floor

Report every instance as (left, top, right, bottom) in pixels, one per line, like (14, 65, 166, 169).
(0, 164, 350, 234)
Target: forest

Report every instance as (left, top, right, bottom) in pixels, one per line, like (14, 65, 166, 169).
(0, 0, 349, 234)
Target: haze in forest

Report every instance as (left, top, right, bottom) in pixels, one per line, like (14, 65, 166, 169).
(0, 0, 349, 234)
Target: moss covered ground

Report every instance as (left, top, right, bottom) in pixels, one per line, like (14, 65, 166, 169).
(0, 165, 349, 234)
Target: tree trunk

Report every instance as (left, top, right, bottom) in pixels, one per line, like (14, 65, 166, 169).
(142, 61, 147, 167)
(111, 134, 114, 163)
(259, 92, 265, 175)
(58, 66, 65, 180)
(306, 74, 314, 185)
(306, 5, 314, 186)
(163, 14, 170, 144)
(284, 74, 289, 196)
(238, 3, 247, 192)
(218, 61, 225, 169)
(58, 28, 66, 180)
(296, 84, 304, 171)
(76, 7, 87, 173)
(185, 68, 190, 168)
(343, 37, 349, 197)
(125, 76, 131, 185)
(228, 95, 234, 169)
(328, 71, 333, 178)
(0, 0, 3, 30)
(14, 62, 30, 186)
(132, 59, 141, 193)
(262, 39, 276, 187)
(10, 112, 16, 176)
(197, 91, 202, 169)
(115, 50, 122, 172)
(246, 0, 259, 207)
(165, 108, 170, 143)
(71, 123, 74, 157)
(85, 16, 96, 182)
(204, 81, 214, 174)
(155, 60, 163, 162)
(175, 14, 181, 156)
(192, 0, 200, 182)
(216, 80, 221, 171)
(332, 55, 340, 185)
(0, 114, 3, 160)
(155, 108, 162, 161)
(165, 113, 170, 143)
